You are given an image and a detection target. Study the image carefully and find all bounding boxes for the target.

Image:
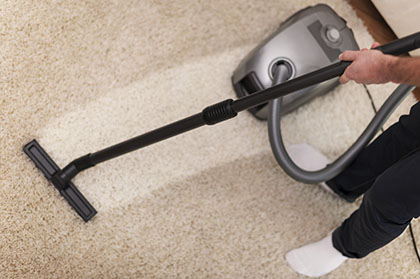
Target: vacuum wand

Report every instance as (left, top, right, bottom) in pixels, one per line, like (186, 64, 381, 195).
(24, 31, 420, 222)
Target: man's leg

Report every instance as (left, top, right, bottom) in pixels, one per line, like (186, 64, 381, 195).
(286, 148, 420, 277)
(286, 102, 420, 276)
(327, 101, 420, 202)
(333, 149, 420, 258)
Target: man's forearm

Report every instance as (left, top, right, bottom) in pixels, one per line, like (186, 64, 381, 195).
(388, 56, 420, 87)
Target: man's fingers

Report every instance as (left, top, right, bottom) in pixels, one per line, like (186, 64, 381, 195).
(339, 50, 359, 61)
(339, 44, 379, 61)
(339, 72, 350, 84)
(371, 42, 380, 49)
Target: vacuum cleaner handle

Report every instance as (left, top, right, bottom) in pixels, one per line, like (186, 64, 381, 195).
(374, 31, 420, 55)
(334, 31, 420, 80)
(337, 31, 420, 70)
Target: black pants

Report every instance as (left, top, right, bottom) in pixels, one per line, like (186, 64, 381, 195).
(326, 101, 420, 258)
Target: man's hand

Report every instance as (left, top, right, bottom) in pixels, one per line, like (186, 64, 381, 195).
(339, 42, 395, 85)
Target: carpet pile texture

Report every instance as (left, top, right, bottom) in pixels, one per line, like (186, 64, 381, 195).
(1, 0, 419, 278)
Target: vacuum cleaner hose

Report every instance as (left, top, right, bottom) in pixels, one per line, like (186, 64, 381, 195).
(268, 66, 415, 183)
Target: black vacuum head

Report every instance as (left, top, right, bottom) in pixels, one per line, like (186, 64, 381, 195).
(23, 140, 97, 222)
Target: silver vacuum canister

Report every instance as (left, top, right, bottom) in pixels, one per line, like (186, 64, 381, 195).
(232, 4, 359, 120)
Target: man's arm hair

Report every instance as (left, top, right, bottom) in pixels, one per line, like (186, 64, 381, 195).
(389, 56, 420, 87)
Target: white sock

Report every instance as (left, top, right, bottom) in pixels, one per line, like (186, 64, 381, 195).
(286, 143, 329, 171)
(285, 234, 347, 277)
(286, 143, 337, 196)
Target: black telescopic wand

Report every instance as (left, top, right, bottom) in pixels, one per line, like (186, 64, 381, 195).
(24, 31, 420, 221)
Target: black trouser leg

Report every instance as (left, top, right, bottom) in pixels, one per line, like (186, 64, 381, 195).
(325, 101, 420, 258)
(326, 101, 420, 202)
(332, 150, 420, 258)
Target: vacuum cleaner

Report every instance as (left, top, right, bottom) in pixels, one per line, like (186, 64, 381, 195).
(232, 4, 359, 119)
(24, 4, 420, 222)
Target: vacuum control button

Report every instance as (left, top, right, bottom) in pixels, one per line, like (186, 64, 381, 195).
(326, 27, 340, 43)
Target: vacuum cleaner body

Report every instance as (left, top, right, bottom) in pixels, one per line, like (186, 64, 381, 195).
(232, 4, 359, 120)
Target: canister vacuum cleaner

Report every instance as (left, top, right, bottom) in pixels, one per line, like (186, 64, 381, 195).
(24, 4, 420, 222)
(232, 4, 359, 119)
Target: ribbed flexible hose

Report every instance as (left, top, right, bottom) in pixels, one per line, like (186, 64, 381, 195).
(268, 64, 415, 183)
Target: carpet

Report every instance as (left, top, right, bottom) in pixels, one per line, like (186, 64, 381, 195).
(1, 0, 419, 278)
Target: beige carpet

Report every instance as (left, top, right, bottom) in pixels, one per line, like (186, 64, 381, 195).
(1, 0, 419, 278)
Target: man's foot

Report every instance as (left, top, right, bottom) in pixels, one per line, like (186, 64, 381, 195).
(285, 234, 347, 277)
(286, 143, 338, 196)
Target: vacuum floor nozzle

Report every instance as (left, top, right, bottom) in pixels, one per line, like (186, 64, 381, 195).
(24, 140, 97, 222)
